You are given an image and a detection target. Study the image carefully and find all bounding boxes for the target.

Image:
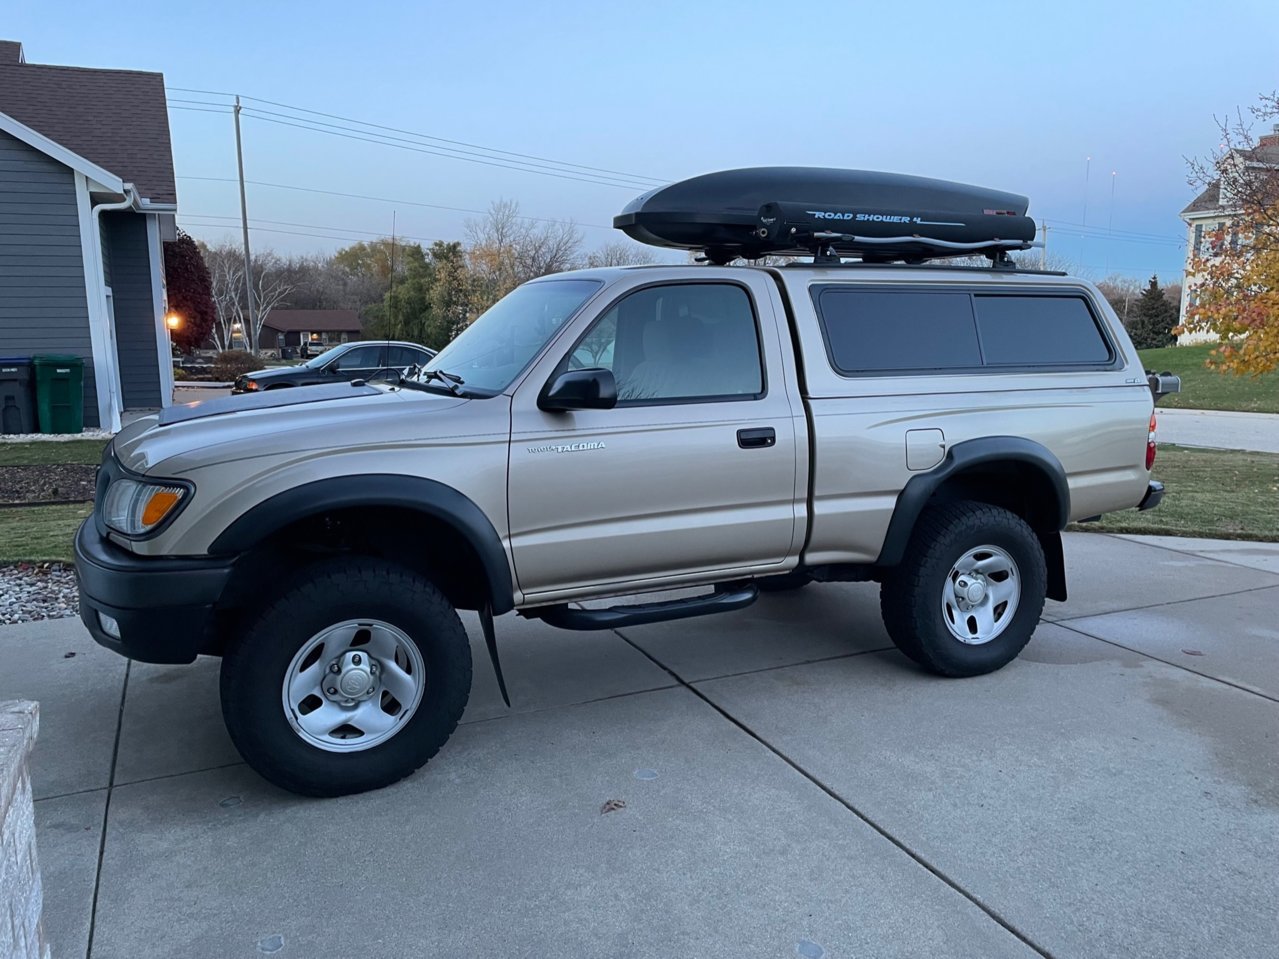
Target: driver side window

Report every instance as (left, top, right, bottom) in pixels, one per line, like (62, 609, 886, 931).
(567, 283, 764, 404)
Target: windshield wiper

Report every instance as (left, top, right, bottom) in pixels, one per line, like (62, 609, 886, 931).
(419, 368, 467, 396)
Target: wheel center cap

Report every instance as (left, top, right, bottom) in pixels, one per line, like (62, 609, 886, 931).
(326, 650, 380, 703)
(961, 578, 986, 604)
(339, 668, 371, 697)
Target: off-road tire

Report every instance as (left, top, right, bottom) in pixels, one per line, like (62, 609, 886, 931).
(879, 500, 1046, 677)
(220, 557, 472, 797)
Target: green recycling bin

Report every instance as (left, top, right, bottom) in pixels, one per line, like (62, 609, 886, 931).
(32, 354, 85, 434)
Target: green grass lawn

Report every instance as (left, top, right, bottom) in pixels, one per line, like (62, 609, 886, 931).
(1075, 444, 1279, 541)
(0, 438, 108, 466)
(0, 503, 92, 563)
(1138, 343, 1279, 414)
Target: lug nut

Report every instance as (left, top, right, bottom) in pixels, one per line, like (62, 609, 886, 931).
(329, 663, 340, 674)
(352, 654, 362, 666)
(327, 687, 337, 695)
(367, 686, 376, 695)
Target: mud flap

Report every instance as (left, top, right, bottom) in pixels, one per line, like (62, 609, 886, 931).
(479, 603, 511, 707)
(1038, 530, 1067, 602)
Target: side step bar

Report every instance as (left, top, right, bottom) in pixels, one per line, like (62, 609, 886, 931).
(526, 584, 759, 631)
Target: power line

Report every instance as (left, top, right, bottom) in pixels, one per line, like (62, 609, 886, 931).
(167, 86, 665, 187)
(169, 101, 647, 189)
(236, 104, 653, 189)
(176, 174, 615, 230)
(237, 110, 651, 190)
(182, 212, 446, 244)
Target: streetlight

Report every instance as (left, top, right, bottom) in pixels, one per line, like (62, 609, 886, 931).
(165, 312, 181, 331)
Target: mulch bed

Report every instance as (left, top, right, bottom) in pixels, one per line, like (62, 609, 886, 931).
(0, 464, 97, 505)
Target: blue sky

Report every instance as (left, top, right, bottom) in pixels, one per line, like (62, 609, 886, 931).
(9, 0, 1279, 280)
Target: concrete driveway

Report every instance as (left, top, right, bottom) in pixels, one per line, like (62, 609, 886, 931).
(5, 532, 1278, 959)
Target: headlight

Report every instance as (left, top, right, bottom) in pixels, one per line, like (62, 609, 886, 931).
(102, 478, 190, 536)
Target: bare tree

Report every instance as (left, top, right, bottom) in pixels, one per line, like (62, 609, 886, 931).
(466, 200, 584, 312)
(1095, 274, 1145, 326)
(247, 250, 293, 351)
(200, 242, 246, 351)
(584, 241, 657, 268)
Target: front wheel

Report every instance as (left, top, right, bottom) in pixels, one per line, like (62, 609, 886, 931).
(880, 501, 1047, 677)
(220, 558, 472, 797)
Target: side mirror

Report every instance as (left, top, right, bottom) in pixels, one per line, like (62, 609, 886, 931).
(539, 368, 617, 412)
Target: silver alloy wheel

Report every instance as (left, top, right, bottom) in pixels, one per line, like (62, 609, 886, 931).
(281, 619, 426, 752)
(941, 545, 1021, 646)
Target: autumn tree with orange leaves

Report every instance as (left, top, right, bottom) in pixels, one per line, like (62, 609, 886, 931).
(1180, 93, 1279, 374)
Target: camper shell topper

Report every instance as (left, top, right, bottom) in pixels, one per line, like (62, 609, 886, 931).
(613, 166, 1038, 264)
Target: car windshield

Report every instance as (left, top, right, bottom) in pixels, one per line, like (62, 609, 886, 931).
(418, 278, 602, 394)
(301, 347, 342, 369)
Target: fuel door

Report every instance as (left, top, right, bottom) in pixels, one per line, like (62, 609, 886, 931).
(906, 429, 946, 471)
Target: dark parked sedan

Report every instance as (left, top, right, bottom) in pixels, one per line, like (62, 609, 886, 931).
(232, 341, 436, 394)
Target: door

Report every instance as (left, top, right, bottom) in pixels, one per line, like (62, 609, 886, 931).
(508, 278, 800, 597)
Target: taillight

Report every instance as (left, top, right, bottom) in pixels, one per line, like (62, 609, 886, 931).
(1146, 412, 1157, 470)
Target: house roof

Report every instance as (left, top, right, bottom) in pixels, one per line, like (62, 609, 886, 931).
(261, 309, 363, 333)
(0, 42, 176, 204)
(1181, 135, 1279, 219)
(1180, 181, 1221, 217)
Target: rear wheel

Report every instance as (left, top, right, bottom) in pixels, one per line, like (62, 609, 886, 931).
(220, 557, 471, 797)
(880, 501, 1046, 676)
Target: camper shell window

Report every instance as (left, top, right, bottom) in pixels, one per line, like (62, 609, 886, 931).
(811, 286, 1116, 376)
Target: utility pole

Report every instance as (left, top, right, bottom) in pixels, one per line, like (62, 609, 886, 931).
(389, 211, 396, 335)
(1040, 221, 1049, 270)
(234, 96, 257, 353)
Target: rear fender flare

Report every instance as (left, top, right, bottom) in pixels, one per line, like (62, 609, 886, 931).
(876, 436, 1070, 570)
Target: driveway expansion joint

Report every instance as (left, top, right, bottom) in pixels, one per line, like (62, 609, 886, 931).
(84, 659, 129, 959)
(1100, 533, 1279, 576)
(1055, 621, 1279, 705)
(612, 629, 1058, 959)
(1050, 581, 1279, 623)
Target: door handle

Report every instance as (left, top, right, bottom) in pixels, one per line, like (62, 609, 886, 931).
(737, 427, 776, 449)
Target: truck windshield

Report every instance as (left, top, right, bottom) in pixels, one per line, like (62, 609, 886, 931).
(419, 278, 601, 394)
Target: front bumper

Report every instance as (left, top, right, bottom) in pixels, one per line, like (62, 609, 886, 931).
(1138, 481, 1165, 512)
(75, 519, 234, 664)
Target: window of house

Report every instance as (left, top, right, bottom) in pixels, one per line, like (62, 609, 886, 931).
(566, 283, 764, 403)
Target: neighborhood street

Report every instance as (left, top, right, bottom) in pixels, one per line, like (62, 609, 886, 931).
(1157, 408, 1279, 453)
(5, 531, 1277, 959)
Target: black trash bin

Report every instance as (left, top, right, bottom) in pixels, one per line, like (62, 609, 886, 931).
(0, 356, 36, 434)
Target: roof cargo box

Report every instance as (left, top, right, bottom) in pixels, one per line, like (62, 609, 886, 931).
(613, 167, 1037, 264)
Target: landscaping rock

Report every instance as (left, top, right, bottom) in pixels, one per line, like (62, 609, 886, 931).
(0, 564, 79, 625)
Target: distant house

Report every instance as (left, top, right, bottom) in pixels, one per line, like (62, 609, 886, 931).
(1178, 125, 1279, 344)
(0, 40, 178, 431)
(259, 309, 364, 353)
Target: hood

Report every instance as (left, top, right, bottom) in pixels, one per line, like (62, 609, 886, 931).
(241, 365, 303, 384)
(113, 383, 469, 475)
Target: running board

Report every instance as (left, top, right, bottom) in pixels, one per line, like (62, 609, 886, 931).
(526, 584, 759, 631)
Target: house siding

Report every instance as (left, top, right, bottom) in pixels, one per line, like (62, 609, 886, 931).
(101, 211, 161, 409)
(0, 128, 98, 426)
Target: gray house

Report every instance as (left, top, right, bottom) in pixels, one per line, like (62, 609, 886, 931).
(0, 40, 177, 431)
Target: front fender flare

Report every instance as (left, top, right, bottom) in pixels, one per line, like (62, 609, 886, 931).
(209, 474, 514, 614)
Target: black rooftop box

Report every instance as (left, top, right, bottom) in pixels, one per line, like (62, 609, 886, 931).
(614, 167, 1037, 264)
